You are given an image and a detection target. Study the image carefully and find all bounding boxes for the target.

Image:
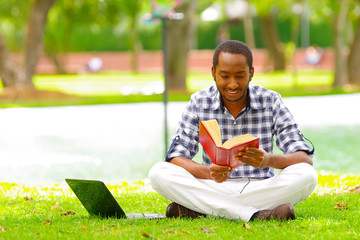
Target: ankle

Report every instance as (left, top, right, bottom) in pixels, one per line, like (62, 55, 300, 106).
(250, 211, 260, 221)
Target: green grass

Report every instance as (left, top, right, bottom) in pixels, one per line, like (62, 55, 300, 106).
(1, 174, 359, 239)
(1, 70, 359, 108)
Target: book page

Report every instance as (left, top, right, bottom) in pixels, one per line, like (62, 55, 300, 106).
(222, 133, 257, 149)
(202, 120, 222, 146)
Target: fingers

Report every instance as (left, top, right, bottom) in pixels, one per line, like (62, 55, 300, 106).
(210, 164, 232, 173)
(213, 174, 228, 183)
(235, 147, 267, 168)
(235, 148, 257, 161)
(237, 155, 260, 168)
(209, 164, 233, 183)
(240, 147, 262, 156)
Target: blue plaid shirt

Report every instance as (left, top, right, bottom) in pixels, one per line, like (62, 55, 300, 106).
(165, 84, 313, 179)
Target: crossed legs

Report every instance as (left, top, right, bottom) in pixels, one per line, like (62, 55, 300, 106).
(149, 162, 317, 222)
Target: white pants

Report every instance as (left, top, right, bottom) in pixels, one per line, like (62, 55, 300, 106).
(149, 162, 317, 222)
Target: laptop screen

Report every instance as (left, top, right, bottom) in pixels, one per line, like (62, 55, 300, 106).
(65, 179, 126, 219)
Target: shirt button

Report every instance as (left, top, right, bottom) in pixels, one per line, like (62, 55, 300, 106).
(234, 121, 237, 124)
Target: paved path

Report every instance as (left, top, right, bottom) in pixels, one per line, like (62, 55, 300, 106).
(0, 93, 358, 183)
(35, 49, 334, 74)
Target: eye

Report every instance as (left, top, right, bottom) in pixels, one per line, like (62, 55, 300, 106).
(221, 75, 229, 79)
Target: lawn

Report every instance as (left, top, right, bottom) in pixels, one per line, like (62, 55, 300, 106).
(0, 173, 359, 239)
(32, 70, 338, 97)
(32, 70, 333, 96)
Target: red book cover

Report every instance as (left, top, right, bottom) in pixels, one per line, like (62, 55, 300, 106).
(199, 120, 259, 168)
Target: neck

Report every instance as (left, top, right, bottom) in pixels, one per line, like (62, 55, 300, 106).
(224, 100, 247, 118)
(222, 92, 248, 118)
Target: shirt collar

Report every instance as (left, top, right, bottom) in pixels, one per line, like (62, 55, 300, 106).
(214, 90, 222, 110)
(248, 83, 263, 110)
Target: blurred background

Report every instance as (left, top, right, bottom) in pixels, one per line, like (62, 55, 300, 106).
(0, 0, 359, 183)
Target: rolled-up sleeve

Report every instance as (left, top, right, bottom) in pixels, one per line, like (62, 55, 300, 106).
(165, 97, 200, 161)
(272, 93, 313, 155)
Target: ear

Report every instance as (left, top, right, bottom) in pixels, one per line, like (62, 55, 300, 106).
(211, 66, 216, 81)
(249, 67, 254, 81)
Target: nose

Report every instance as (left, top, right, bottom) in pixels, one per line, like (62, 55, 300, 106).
(228, 77, 239, 89)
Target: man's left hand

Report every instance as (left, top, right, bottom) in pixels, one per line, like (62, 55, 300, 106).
(235, 147, 271, 168)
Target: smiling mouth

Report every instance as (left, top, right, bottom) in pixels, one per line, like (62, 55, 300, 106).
(225, 89, 240, 95)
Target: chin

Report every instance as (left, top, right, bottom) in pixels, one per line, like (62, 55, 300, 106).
(224, 97, 243, 103)
(224, 93, 246, 102)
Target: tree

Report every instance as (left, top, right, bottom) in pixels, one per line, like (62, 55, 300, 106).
(348, 20, 360, 86)
(44, 0, 126, 74)
(44, 0, 150, 74)
(163, 0, 219, 92)
(121, 0, 150, 73)
(216, 0, 256, 49)
(0, 0, 56, 90)
(163, 0, 197, 92)
(243, 0, 256, 49)
(310, 0, 360, 87)
(249, 0, 287, 71)
(347, 2, 360, 86)
(150, 0, 214, 92)
(331, 0, 350, 87)
(44, 0, 83, 74)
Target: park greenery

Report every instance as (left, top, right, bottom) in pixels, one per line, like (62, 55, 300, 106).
(0, 173, 359, 239)
(1, 0, 360, 96)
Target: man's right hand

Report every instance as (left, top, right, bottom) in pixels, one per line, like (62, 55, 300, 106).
(209, 164, 233, 183)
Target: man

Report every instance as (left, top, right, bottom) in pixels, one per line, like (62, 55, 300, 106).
(149, 40, 317, 222)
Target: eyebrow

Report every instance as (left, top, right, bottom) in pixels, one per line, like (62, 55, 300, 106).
(219, 70, 247, 74)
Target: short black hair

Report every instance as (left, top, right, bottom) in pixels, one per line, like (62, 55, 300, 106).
(213, 40, 253, 71)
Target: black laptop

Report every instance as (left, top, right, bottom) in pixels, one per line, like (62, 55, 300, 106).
(65, 178, 166, 219)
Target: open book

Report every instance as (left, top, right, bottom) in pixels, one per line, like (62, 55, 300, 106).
(199, 119, 259, 168)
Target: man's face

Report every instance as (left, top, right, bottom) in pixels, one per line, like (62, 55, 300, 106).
(212, 52, 254, 104)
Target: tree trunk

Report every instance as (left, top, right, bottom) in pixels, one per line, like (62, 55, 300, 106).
(22, 0, 56, 88)
(348, 19, 360, 86)
(0, 32, 25, 88)
(243, 1, 256, 49)
(259, 14, 285, 71)
(130, 17, 142, 73)
(332, 0, 349, 87)
(44, 28, 67, 74)
(165, 0, 195, 92)
(188, 0, 198, 50)
(46, 50, 67, 74)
